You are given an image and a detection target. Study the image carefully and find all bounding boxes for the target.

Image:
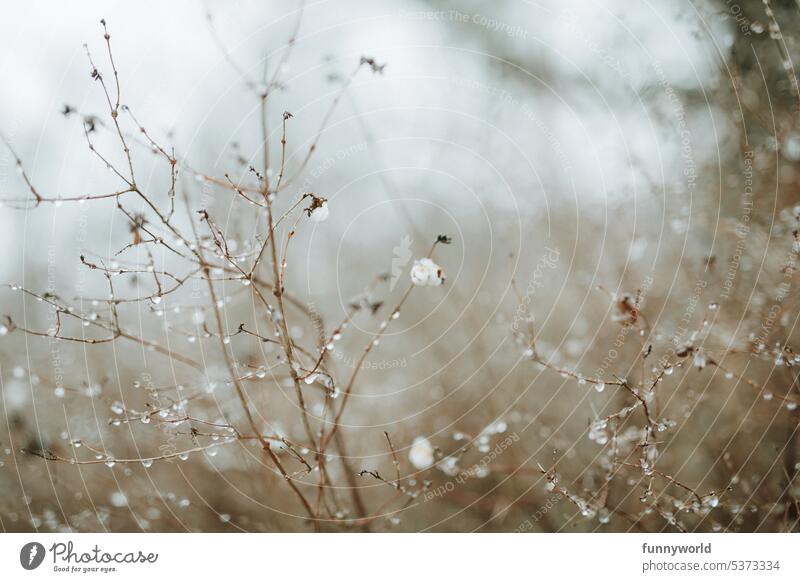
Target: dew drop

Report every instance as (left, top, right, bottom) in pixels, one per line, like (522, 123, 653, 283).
(597, 507, 610, 524)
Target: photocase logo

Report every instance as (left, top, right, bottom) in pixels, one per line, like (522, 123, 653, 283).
(390, 235, 413, 290)
(19, 542, 46, 570)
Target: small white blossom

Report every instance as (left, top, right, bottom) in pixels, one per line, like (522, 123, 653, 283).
(110, 491, 128, 507)
(408, 436, 434, 469)
(308, 200, 329, 222)
(410, 258, 445, 286)
(438, 455, 459, 476)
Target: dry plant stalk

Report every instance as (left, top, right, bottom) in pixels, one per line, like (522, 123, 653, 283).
(2, 2, 800, 534)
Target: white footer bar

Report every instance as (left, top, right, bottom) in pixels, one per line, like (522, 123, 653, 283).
(1, 533, 797, 581)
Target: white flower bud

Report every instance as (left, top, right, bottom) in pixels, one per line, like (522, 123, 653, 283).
(309, 201, 329, 222)
(408, 436, 434, 469)
(308, 201, 331, 222)
(410, 257, 444, 286)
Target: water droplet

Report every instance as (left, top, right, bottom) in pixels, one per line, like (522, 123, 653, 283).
(597, 507, 610, 524)
(693, 351, 707, 370)
(105, 457, 116, 468)
(141, 459, 153, 468)
(594, 382, 605, 393)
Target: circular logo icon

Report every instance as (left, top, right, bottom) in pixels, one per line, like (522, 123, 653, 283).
(19, 542, 46, 570)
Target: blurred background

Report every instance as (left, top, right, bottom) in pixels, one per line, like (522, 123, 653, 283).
(1, 0, 799, 532)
